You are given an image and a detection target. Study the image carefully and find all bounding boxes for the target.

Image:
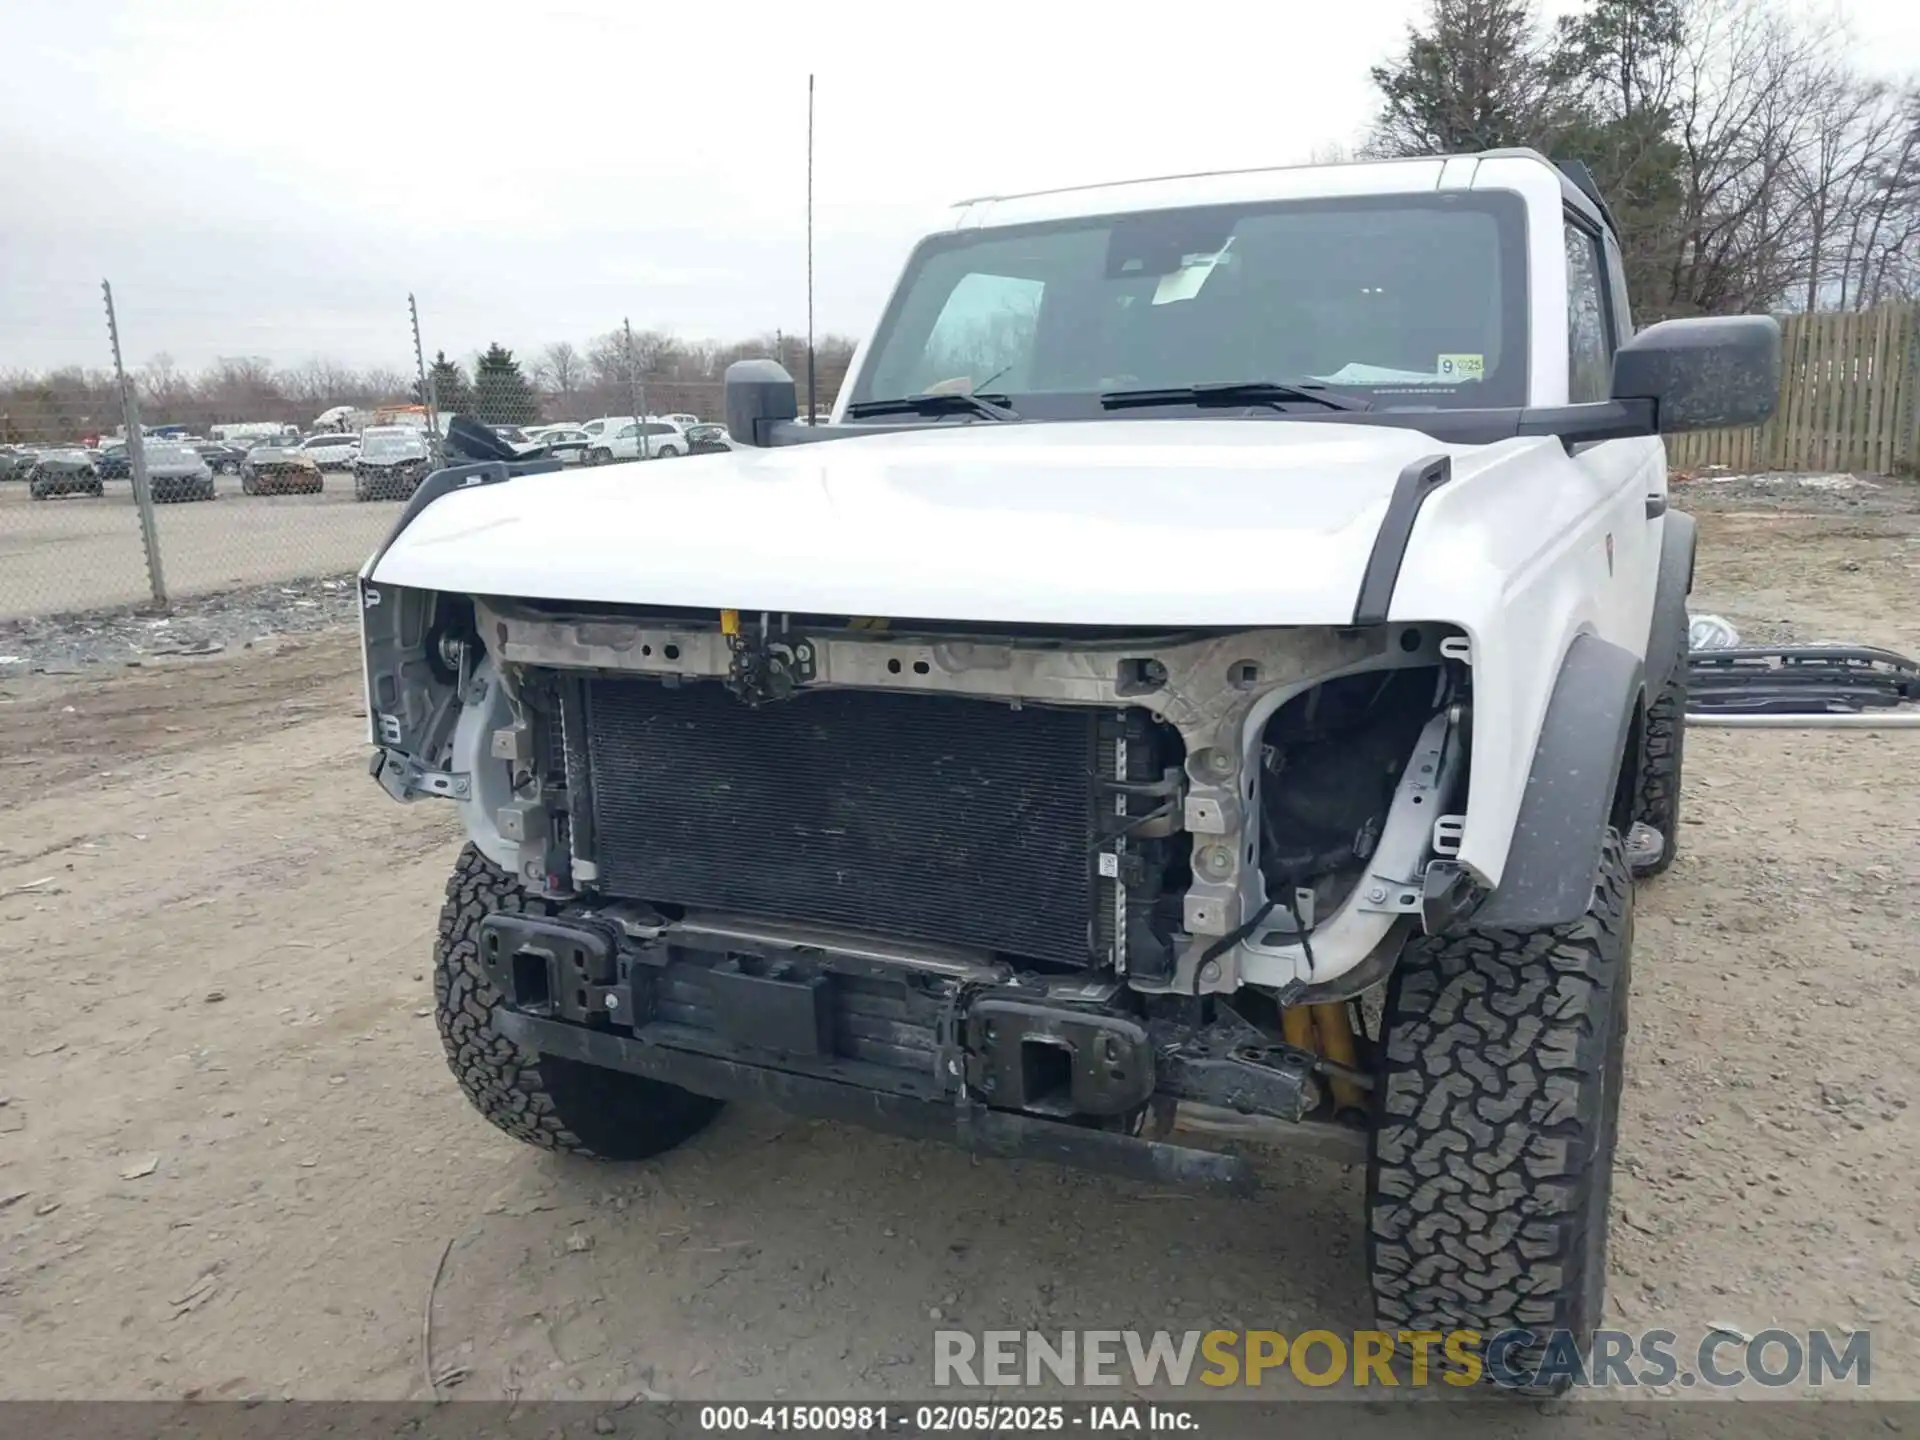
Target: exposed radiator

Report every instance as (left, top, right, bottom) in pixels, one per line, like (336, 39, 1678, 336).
(578, 678, 1109, 966)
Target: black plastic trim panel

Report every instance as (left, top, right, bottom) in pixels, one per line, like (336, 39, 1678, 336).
(1352, 454, 1452, 625)
(1473, 633, 1643, 929)
(758, 400, 1663, 450)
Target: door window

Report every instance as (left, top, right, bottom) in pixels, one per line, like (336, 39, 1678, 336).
(1565, 222, 1613, 403)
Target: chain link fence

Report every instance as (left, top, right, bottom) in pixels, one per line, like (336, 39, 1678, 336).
(1, 289, 770, 629)
(1, 369, 161, 623)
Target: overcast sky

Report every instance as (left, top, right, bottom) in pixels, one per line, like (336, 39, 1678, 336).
(3, 0, 1914, 375)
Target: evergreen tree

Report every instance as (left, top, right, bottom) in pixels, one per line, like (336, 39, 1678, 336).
(471, 343, 540, 426)
(1544, 0, 1689, 318)
(416, 350, 472, 415)
(1367, 0, 1553, 156)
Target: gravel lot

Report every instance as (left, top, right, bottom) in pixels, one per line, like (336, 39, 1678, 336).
(0, 474, 393, 622)
(0, 473, 1916, 1406)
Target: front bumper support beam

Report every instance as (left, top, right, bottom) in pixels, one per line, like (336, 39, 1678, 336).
(496, 1010, 1256, 1192)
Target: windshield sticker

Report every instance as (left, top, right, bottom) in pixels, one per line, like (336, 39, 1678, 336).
(1152, 239, 1235, 306)
(1437, 353, 1486, 381)
(1311, 363, 1453, 385)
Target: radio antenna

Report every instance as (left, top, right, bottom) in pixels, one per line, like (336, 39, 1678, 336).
(806, 73, 818, 424)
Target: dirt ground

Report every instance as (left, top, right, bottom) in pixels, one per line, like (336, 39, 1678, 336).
(1, 473, 1917, 1404)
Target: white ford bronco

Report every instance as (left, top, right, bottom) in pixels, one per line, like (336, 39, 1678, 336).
(360, 149, 1779, 1388)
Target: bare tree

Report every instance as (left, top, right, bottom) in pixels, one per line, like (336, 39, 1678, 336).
(137, 352, 198, 419)
(534, 341, 585, 409)
(1360, 0, 1915, 318)
(1840, 88, 1920, 307)
(360, 366, 412, 402)
(1780, 65, 1912, 310)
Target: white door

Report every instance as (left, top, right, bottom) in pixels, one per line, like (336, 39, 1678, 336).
(1565, 218, 1661, 656)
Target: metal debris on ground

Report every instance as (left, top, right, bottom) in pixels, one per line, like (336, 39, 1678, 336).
(0, 575, 358, 674)
(1689, 613, 1741, 651)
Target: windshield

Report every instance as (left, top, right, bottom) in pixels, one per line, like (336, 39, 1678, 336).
(360, 431, 425, 458)
(147, 443, 196, 462)
(849, 192, 1529, 414)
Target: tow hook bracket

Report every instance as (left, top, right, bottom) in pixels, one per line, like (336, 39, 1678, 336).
(1153, 1024, 1318, 1121)
(964, 998, 1154, 1118)
(479, 913, 619, 1024)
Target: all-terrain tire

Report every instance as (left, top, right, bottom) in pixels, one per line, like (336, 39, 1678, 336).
(1632, 675, 1686, 876)
(434, 844, 725, 1160)
(1367, 830, 1632, 1394)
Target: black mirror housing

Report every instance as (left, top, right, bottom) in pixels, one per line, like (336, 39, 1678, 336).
(1611, 315, 1781, 433)
(725, 360, 799, 448)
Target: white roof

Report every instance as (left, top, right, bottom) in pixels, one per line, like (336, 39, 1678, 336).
(945, 150, 1562, 231)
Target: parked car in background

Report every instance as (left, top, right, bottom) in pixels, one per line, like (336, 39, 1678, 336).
(530, 427, 592, 464)
(28, 448, 104, 499)
(194, 441, 249, 475)
(241, 443, 324, 495)
(353, 427, 436, 501)
(143, 441, 217, 503)
(300, 433, 360, 471)
(94, 443, 131, 479)
(211, 422, 299, 446)
(584, 419, 688, 464)
(0, 445, 37, 480)
(684, 423, 731, 455)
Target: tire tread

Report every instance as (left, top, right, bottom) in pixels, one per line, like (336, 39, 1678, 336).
(433, 843, 722, 1160)
(1367, 832, 1632, 1387)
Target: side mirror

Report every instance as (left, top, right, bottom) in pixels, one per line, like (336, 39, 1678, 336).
(1611, 315, 1781, 432)
(725, 359, 799, 447)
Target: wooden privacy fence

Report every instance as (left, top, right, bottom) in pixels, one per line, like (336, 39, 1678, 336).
(1664, 303, 1918, 476)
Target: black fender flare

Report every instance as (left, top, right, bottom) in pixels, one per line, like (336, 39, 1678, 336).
(1645, 510, 1697, 693)
(1470, 633, 1645, 929)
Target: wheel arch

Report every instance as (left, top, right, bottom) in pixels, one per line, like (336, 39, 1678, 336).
(1645, 510, 1697, 692)
(1469, 632, 1646, 929)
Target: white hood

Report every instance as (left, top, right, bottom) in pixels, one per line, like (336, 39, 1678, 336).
(367, 420, 1513, 626)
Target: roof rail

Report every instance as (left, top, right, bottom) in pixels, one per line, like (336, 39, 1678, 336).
(1552, 158, 1621, 238)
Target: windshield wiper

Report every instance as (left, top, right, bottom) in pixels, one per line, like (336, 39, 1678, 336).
(1101, 381, 1372, 413)
(844, 391, 1020, 421)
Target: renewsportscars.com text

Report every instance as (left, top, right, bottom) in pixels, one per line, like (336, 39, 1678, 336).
(933, 1327, 1871, 1391)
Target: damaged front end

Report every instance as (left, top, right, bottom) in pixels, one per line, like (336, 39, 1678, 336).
(362, 581, 1477, 1181)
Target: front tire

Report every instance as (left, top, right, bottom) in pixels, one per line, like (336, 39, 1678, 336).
(434, 845, 725, 1160)
(1367, 830, 1632, 1395)
(1632, 674, 1686, 876)
(586, 447, 610, 467)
